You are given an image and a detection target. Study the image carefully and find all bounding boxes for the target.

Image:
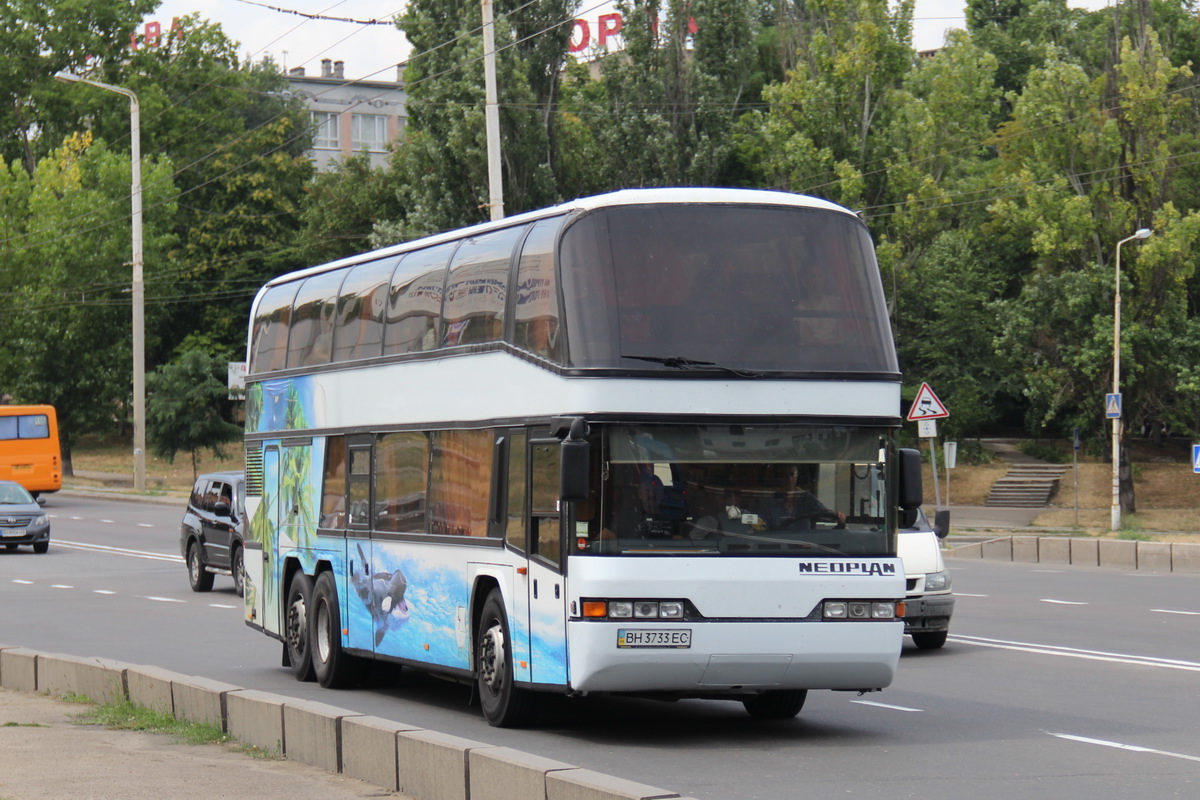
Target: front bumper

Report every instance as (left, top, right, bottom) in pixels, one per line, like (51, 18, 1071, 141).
(567, 619, 903, 694)
(903, 593, 955, 634)
(0, 524, 50, 545)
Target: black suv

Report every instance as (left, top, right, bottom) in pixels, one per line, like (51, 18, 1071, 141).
(180, 471, 246, 596)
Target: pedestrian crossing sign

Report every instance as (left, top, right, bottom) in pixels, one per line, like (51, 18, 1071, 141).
(1193, 444, 1200, 474)
(1106, 393, 1122, 419)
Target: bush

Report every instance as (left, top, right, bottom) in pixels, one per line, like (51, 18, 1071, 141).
(1017, 440, 1067, 464)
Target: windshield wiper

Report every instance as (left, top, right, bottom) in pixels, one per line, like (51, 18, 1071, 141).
(623, 354, 763, 378)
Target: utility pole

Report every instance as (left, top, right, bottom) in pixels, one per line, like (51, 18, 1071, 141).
(481, 0, 504, 221)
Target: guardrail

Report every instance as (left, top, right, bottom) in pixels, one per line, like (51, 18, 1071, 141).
(945, 536, 1200, 572)
(0, 646, 694, 800)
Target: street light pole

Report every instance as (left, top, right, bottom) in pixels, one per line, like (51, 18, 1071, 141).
(55, 72, 146, 492)
(1111, 227, 1152, 532)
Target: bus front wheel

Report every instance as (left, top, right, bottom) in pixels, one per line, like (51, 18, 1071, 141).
(476, 589, 536, 728)
(742, 690, 807, 719)
(286, 571, 316, 682)
(311, 571, 360, 688)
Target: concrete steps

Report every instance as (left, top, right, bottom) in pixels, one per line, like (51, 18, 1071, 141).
(985, 463, 1070, 507)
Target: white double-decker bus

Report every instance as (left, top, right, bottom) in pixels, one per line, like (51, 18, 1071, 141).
(242, 188, 927, 726)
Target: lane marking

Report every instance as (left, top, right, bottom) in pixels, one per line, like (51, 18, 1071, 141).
(1041, 599, 1088, 605)
(142, 596, 186, 604)
(53, 540, 182, 563)
(51, 584, 74, 589)
(137, 523, 155, 528)
(1152, 608, 1200, 616)
(93, 590, 116, 595)
(954, 592, 987, 597)
(852, 700, 923, 712)
(1049, 733, 1200, 764)
(12, 579, 33, 585)
(209, 603, 238, 609)
(950, 635, 1200, 672)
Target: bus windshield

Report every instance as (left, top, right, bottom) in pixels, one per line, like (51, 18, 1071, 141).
(582, 424, 893, 557)
(558, 204, 897, 374)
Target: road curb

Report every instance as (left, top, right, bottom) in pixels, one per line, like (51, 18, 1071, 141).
(0, 645, 695, 800)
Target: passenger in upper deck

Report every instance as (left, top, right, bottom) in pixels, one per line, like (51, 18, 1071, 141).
(760, 465, 845, 530)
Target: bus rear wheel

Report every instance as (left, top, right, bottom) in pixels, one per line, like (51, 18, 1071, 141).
(311, 571, 360, 688)
(476, 589, 536, 728)
(742, 690, 807, 719)
(286, 571, 316, 682)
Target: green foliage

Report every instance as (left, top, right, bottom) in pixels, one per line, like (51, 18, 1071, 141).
(71, 698, 230, 746)
(1016, 440, 1068, 464)
(0, 133, 178, 455)
(145, 348, 243, 479)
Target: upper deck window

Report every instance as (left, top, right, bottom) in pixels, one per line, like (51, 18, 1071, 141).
(441, 226, 526, 347)
(558, 204, 898, 374)
(287, 269, 347, 368)
(249, 282, 300, 373)
(513, 218, 563, 362)
(385, 242, 457, 355)
(333, 256, 399, 362)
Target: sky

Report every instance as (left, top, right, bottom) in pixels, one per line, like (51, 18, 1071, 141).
(147, 0, 1114, 83)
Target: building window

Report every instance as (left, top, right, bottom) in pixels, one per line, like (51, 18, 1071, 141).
(352, 113, 388, 152)
(312, 111, 340, 149)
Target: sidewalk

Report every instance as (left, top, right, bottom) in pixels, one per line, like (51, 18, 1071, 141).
(0, 688, 407, 800)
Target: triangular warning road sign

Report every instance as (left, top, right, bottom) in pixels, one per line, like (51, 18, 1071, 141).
(907, 382, 949, 421)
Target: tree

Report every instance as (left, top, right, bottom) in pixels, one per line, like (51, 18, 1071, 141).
(745, 0, 914, 210)
(0, 133, 178, 472)
(0, 0, 156, 174)
(388, 0, 567, 238)
(146, 347, 243, 480)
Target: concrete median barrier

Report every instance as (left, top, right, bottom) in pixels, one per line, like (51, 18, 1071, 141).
(0, 646, 38, 692)
(1, 645, 688, 800)
(35, 652, 128, 705)
(226, 688, 287, 755)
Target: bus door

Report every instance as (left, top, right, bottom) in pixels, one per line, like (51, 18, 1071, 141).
(247, 444, 281, 636)
(526, 438, 568, 686)
(344, 436, 377, 653)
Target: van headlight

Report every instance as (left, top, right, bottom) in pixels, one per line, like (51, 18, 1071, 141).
(925, 570, 951, 592)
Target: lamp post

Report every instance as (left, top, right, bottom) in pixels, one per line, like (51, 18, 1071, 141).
(1111, 227, 1152, 532)
(55, 72, 146, 492)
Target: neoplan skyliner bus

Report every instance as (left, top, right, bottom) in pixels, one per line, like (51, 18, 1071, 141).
(242, 187, 927, 727)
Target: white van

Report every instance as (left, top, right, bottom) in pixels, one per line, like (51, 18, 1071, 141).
(897, 508, 954, 649)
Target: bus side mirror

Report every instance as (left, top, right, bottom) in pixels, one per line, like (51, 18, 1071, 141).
(898, 447, 923, 511)
(559, 417, 590, 502)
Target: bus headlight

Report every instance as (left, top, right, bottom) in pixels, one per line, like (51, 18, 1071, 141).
(579, 599, 689, 620)
(823, 601, 897, 620)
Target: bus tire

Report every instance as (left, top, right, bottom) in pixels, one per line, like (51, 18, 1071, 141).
(742, 690, 807, 719)
(476, 589, 536, 728)
(187, 541, 214, 592)
(311, 571, 360, 688)
(286, 571, 316, 682)
(231, 546, 245, 598)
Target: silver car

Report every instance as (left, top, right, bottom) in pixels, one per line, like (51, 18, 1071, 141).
(0, 480, 51, 554)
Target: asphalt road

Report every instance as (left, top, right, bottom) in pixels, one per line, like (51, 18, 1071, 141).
(2, 493, 1198, 799)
